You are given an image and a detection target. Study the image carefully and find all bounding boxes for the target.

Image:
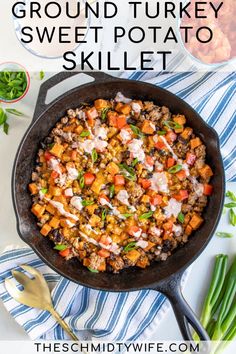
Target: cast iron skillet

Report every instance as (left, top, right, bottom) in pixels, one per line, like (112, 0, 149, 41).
(12, 71, 225, 341)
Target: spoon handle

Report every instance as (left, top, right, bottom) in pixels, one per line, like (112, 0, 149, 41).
(49, 307, 78, 341)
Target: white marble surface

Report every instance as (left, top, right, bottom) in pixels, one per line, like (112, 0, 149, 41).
(0, 73, 235, 351)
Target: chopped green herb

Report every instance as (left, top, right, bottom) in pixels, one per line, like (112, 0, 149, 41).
(101, 107, 110, 120)
(124, 242, 137, 252)
(224, 202, 236, 208)
(80, 131, 90, 137)
(101, 208, 107, 221)
(168, 164, 182, 174)
(54, 244, 68, 251)
(139, 211, 154, 220)
(157, 130, 166, 136)
(109, 184, 115, 198)
(0, 70, 28, 101)
(88, 267, 99, 273)
(5, 108, 24, 116)
(226, 191, 236, 202)
(3, 122, 9, 134)
(178, 212, 185, 223)
(82, 200, 94, 207)
(0, 108, 7, 126)
(131, 158, 139, 167)
(39, 71, 45, 80)
(122, 213, 134, 218)
(79, 175, 85, 188)
(163, 121, 182, 130)
(92, 148, 98, 163)
(216, 232, 234, 238)
(229, 209, 236, 227)
(119, 163, 136, 181)
(130, 124, 144, 138)
(41, 188, 48, 194)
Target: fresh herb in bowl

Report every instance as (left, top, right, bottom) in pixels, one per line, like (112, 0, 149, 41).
(0, 70, 28, 102)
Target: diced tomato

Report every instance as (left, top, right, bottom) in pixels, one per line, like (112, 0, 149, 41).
(114, 175, 125, 186)
(59, 248, 70, 257)
(186, 152, 196, 166)
(150, 194, 163, 206)
(128, 226, 142, 237)
(138, 178, 151, 190)
(116, 115, 127, 129)
(173, 190, 189, 201)
(145, 155, 154, 166)
(155, 140, 166, 150)
(166, 131, 177, 144)
(166, 157, 175, 168)
(99, 235, 111, 246)
(51, 170, 59, 179)
(203, 184, 213, 196)
(99, 194, 110, 205)
(98, 249, 110, 258)
(86, 107, 98, 127)
(84, 172, 95, 186)
(176, 170, 187, 181)
(45, 151, 54, 161)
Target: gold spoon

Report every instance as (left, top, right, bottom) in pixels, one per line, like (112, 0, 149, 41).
(5, 264, 79, 341)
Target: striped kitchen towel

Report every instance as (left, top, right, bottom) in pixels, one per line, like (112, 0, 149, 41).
(0, 62, 235, 341)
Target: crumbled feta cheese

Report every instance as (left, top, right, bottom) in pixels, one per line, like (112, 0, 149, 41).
(64, 188, 73, 197)
(150, 122, 156, 131)
(116, 190, 130, 206)
(149, 226, 162, 236)
(80, 139, 94, 154)
(66, 220, 75, 228)
(133, 229, 142, 238)
(164, 198, 182, 218)
(70, 196, 83, 211)
(181, 162, 190, 177)
(155, 161, 164, 172)
(48, 158, 61, 174)
(67, 167, 79, 181)
(136, 240, 149, 249)
(128, 139, 145, 162)
(173, 224, 183, 236)
(131, 102, 141, 114)
(120, 129, 132, 144)
(189, 176, 204, 197)
(115, 92, 132, 104)
(150, 172, 169, 193)
(55, 173, 67, 187)
(50, 201, 79, 221)
(151, 205, 156, 212)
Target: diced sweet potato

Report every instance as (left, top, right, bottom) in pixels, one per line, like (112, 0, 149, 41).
(198, 165, 213, 179)
(83, 258, 91, 267)
(74, 125, 84, 135)
(94, 99, 108, 110)
(116, 115, 127, 129)
(141, 120, 155, 134)
(49, 186, 62, 197)
(119, 104, 131, 115)
(91, 174, 106, 194)
(144, 241, 156, 251)
(189, 214, 204, 230)
(136, 256, 150, 269)
(49, 217, 60, 229)
(46, 203, 56, 215)
(181, 127, 193, 140)
(173, 114, 186, 125)
(106, 162, 120, 175)
(86, 203, 98, 215)
(40, 223, 51, 236)
(125, 249, 141, 263)
(190, 137, 202, 149)
(89, 214, 101, 227)
(185, 225, 193, 236)
(31, 204, 45, 218)
(50, 144, 64, 158)
(29, 183, 38, 195)
(115, 102, 124, 112)
(141, 194, 150, 203)
(97, 259, 106, 272)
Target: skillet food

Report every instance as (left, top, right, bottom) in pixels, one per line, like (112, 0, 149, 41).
(29, 92, 214, 273)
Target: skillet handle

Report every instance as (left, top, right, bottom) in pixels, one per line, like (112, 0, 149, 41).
(33, 70, 115, 123)
(154, 272, 210, 342)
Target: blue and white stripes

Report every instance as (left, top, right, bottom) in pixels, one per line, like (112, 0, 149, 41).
(0, 66, 235, 340)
